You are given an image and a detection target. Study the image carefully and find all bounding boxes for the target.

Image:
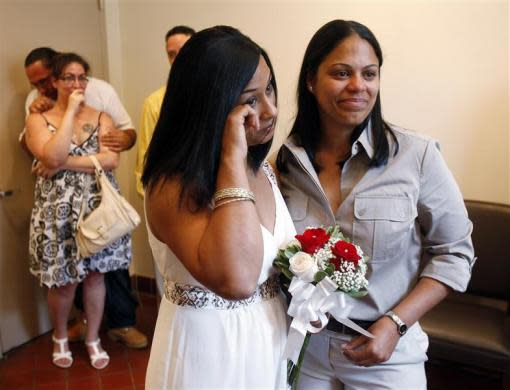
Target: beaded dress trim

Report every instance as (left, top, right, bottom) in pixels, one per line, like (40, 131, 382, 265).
(164, 276, 280, 310)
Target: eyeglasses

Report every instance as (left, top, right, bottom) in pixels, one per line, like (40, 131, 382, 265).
(59, 74, 89, 85)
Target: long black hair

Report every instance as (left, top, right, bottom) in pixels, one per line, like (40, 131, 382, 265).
(279, 19, 397, 171)
(142, 26, 277, 209)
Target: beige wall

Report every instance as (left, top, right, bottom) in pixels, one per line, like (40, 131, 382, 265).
(0, 0, 107, 353)
(104, 0, 509, 277)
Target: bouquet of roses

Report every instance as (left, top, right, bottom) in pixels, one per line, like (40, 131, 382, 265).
(274, 226, 372, 389)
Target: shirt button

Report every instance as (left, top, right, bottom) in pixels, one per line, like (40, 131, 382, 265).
(358, 208, 366, 216)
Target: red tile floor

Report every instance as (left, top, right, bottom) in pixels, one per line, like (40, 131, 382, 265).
(0, 293, 158, 390)
(0, 291, 504, 390)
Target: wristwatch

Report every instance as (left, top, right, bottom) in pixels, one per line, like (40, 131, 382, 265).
(384, 310, 408, 336)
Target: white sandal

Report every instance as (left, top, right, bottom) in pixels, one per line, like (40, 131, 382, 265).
(85, 338, 110, 370)
(52, 335, 73, 368)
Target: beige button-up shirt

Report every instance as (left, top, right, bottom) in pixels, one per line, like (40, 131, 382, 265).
(278, 125, 475, 320)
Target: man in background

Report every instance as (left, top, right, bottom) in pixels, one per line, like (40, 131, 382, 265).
(22, 48, 136, 153)
(135, 25, 195, 197)
(22, 47, 148, 349)
(135, 25, 195, 296)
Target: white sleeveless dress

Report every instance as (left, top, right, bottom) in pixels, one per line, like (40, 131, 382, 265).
(145, 163, 296, 390)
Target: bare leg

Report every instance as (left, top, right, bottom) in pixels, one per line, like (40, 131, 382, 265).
(82, 271, 109, 368)
(83, 271, 105, 341)
(47, 282, 78, 364)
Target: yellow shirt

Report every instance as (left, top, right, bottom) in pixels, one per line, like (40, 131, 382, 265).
(135, 86, 166, 197)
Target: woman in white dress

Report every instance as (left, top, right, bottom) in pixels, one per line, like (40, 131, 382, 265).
(142, 26, 296, 389)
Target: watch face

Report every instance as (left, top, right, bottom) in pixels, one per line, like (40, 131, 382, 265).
(399, 324, 408, 335)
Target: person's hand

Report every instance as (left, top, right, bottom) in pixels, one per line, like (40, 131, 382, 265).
(32, 161, 60, 179)
(67, 90, 85, 113)
(100, 128, 131, 152)
(29, 96, 54, 113)
(341, 316, 400, 367)
(222, 104, 259, 160)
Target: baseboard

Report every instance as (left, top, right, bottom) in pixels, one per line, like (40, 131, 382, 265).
(131, 275, 157, 296)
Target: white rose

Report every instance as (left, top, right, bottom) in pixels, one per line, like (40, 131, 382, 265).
(289, 252, 318, 282)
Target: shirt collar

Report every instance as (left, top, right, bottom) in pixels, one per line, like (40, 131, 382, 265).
(284, 135, 321, 183)
(353, 122, 375, 160)
(284, 121, 376, 163)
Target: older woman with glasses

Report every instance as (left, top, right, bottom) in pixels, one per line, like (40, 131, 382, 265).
(25, 52, 132, 370)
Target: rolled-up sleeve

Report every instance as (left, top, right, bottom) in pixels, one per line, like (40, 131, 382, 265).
(418, 140, 475, 291)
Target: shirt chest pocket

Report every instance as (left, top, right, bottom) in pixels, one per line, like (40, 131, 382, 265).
(353, 195, 417, 263)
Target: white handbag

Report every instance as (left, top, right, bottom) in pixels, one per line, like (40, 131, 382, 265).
(76, 155, 140, 259)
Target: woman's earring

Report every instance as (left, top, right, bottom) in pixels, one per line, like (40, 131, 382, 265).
(307, 85, 313, 93)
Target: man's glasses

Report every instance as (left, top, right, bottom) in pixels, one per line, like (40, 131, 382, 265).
(59, 74, 89, 85)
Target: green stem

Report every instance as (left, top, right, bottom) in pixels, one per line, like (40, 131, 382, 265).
(288, 332, 312, 389)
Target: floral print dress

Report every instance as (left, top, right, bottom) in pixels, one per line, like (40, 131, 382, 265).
(29, 113, 131, 288)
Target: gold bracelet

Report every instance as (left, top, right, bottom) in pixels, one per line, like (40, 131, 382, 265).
(213, 187, 255, 203)
(213, 197, 254, 210)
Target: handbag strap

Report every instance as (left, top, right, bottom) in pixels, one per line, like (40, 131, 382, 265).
(77, 155, 102, 224)
(88, 154, 104, 175)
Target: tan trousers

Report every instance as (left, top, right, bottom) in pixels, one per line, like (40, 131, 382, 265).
(297, 323, 429, 390)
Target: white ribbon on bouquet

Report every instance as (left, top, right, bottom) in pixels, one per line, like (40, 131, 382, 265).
(283, 275, 374, 364)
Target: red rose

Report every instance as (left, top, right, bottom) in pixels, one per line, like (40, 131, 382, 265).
(331, 240, 361, 266)
(295, 228, 330, 254)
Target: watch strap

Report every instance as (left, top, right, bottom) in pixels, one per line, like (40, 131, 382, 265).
(384, 310, 408, 336)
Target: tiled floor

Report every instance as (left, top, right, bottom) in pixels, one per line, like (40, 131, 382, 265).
(0, 293, 157, 390)
(0, 291, 505, 390)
